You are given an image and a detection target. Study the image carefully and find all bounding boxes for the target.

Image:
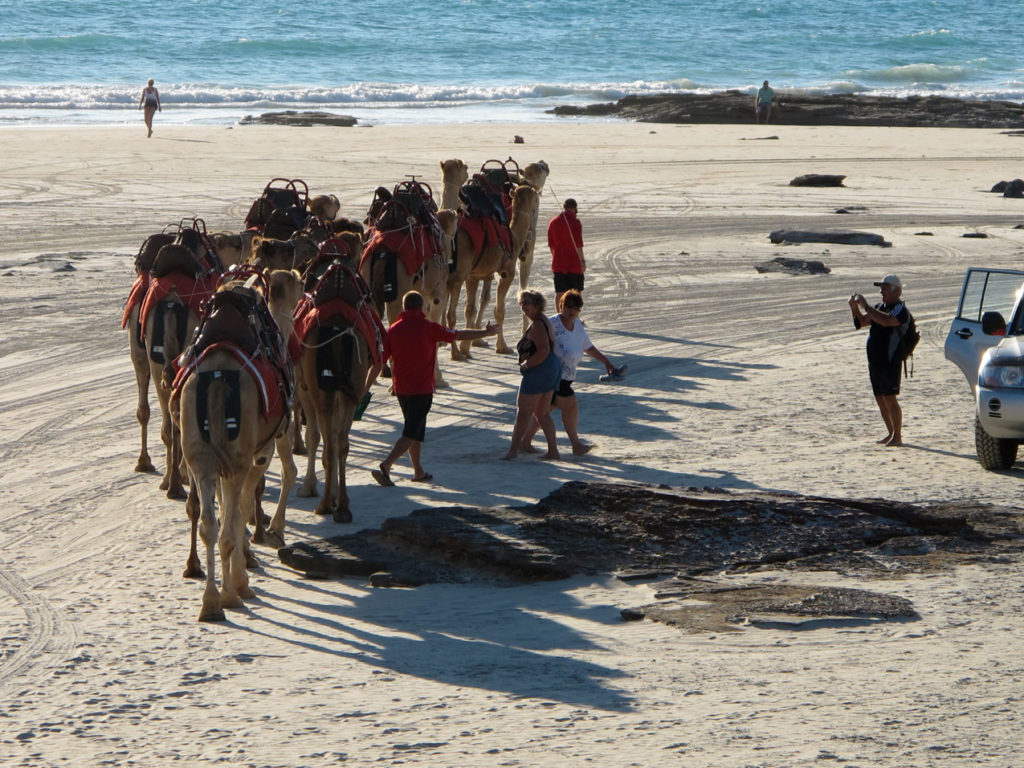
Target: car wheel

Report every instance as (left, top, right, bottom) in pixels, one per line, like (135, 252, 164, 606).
(975, 415, 1018, 470)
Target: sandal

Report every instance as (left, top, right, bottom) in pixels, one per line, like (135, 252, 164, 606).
(412, 472, 433, 483)
(371, 464, 394, 487)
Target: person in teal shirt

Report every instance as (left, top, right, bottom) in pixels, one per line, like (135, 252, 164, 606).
(755, 80, 775, 124)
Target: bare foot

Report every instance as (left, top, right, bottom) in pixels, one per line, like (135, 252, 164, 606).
(884, 437, 904, 447)
(572, 443, 593, 455)
(876, 435, 892, 444)
(539, 452, 560, 461)
(503, 452, 518, 460)
(520, 444, 539, 454)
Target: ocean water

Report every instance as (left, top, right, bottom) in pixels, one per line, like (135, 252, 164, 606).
(1, 0, 1022, 125)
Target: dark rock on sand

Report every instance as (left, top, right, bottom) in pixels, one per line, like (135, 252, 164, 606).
(1003, 179, 1024, 198)
(835, 206, 868, 214)
(962, 232, 989, 238)
(755, 257, 831, 275)
(550, 91, 1024, 129)
(790, 174, 846, 187)
(278, 482, 1024, 632)
(239, 110, 358, 127)
(769, 229, 891, 247)
(622, 581, 916, 633)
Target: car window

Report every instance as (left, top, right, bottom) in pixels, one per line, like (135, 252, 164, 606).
(958, 270, 1024, 322)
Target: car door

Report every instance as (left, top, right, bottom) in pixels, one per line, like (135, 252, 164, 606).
(944, 268, 1024, 387)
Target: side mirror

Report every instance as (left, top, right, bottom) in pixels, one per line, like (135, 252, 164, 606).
(982, 310, 1007, 336)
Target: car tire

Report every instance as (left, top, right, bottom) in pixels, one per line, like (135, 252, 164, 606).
(975, 415, 1019, 470)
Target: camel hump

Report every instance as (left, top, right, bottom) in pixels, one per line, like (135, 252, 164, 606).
(152, 243, 203, 279)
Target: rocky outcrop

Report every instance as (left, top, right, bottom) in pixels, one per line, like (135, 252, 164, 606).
(790, 174, 846, 187)
(277, 481, 1024, 632)
(769, 229, 891, 246)
(755, 257, 831, 275)
(239, 110, 358, 127)
(550, 92, 1024, 128)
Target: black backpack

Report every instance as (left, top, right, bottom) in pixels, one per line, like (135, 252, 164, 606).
(897, 311, 920, 377)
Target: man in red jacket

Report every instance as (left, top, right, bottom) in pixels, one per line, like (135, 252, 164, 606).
(371, 291, 499, 487)
(547, 198, 585, 306)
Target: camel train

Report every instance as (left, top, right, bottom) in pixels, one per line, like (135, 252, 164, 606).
(123, 161, 549, 620)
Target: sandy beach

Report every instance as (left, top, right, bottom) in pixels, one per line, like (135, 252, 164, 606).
(4, 120, 1024, 766)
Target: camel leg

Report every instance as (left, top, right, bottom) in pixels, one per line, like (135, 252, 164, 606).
(218, 472, 250, 607)
(131, 348, 155, 473)
(291, 404, 307, 455)
(494, 271, 515, 355)
(519, 249, 534, 336)
(264, 430, 296, 548)
(332, 400, 354, 524)
(297, 387, 320, 498)
(240, 455, 270, 570)
(196, 469, 224, 622)
(313, 392, 336, 517)
(447, 283, 468, 361)
(183, 478, 204, 579)
(474, 278, 494, 347)
(460, 277, 481, 358)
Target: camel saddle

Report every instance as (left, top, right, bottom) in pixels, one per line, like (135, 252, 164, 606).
(244, 178, 310, 237)
(134, 232, 175, 273)
(293, 260, 386, 369)
(173, 281, 292, 422)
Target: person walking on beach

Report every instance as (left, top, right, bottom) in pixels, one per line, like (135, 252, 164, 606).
(138, 78, 161, 137)
(547, 198, 585, 308)
(505, 290, 561, 460)
(848, 274, 910, 447)
(372, 291, 499, 487)
(755, 80, 775, 124)
(521, 289, 623, 456)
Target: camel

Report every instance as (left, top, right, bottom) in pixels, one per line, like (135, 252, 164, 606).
(175, 272, 294, 620)
(478, 160, 550, 338)
(360, 180, 454, 385)
(293, 246, 383, 522)
(510, 160, 550, 297)
(248, 268, 303, 549)
(141, 223, 224, 498)
(450, 183, 540, 358)
(123, 230, 175, 473)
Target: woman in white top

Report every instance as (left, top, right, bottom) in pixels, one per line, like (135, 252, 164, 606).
(522, 289, 620, 455)
(138, 78, 161, 137)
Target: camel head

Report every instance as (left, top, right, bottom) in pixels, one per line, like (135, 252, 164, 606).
(250, 235, 296, 272)
(268, 269, 303, 315)
(332, 217, 365, 239)
(309, 194, 341, 221)
(521, 161, 550, 191)
(439, 158, 469, 187)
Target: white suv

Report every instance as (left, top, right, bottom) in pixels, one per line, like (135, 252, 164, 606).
(944, 267, 1024, 469)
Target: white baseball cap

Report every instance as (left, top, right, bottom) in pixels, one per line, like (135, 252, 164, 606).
(873, 274, 902, 288)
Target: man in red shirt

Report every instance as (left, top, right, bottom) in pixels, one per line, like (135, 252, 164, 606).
(372, 291, 499, 486)
(547, 198, 586, 306)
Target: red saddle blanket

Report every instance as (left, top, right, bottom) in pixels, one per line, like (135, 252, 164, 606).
(361, 226, 441, 277)
(293, 296, 386, 369)
(139, 272, 219, 336)
(458, 213, 511, 256)
(172, 342, 285, 423)
(121, 273, 150, 328)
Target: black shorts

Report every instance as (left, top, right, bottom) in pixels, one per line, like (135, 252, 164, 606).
(555, 379, 575, 399)
(553, 272, 584, 294)
(397, 393, 433, 442)
(868, 355, 901, 396)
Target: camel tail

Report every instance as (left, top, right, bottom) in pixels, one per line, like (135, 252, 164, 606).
(205, 376, 235, 478)
(161, 305, 181, 390)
